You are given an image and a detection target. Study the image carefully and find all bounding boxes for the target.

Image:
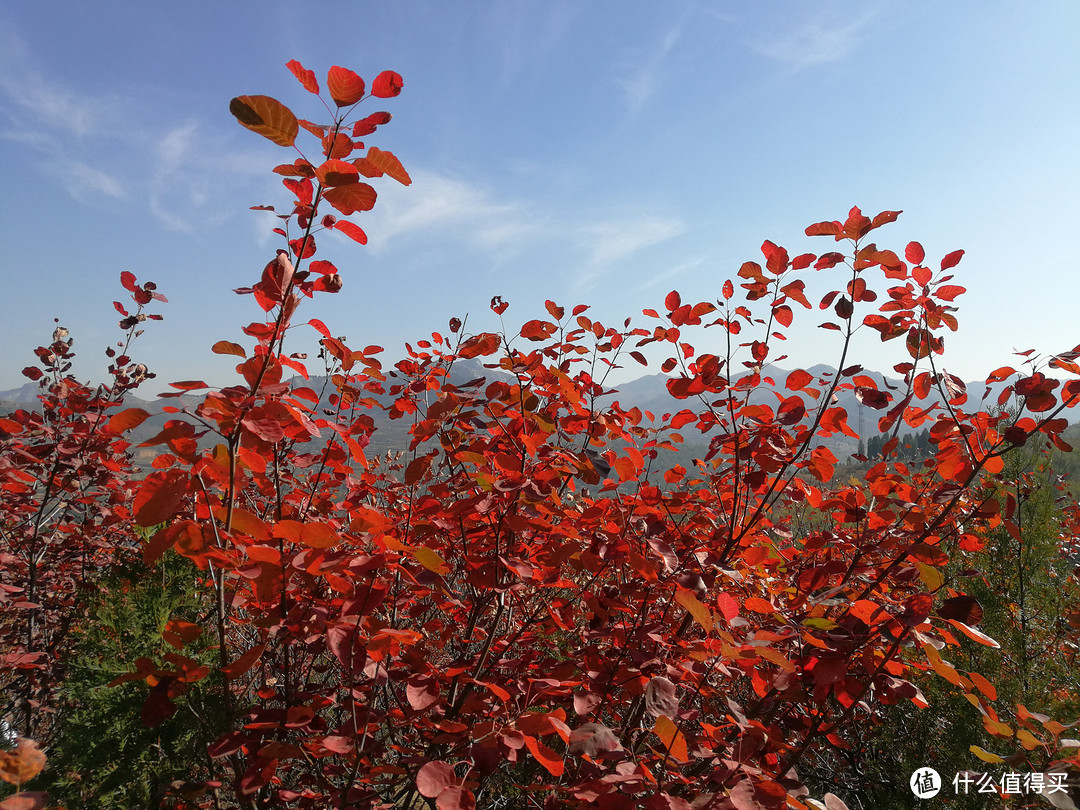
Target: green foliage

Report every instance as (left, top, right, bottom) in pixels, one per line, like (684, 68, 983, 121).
(835, 447, 1080, 808)
(43, 549, 221, 809)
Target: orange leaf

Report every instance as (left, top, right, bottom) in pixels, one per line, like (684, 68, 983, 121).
(327, 66, 365, 106)
(300, 523, 340, 549)
(945, 619, 1000, 648)
(524, 735, 564, 776)
(743, 596, 776, 615)
(653, 715, 688, 763)
(674, 590, 713, 633)
(613, 455, 636, 483)
(229, 95, 298, 147)
(316, 159, 360, 187)
(922, 642, 964, 686)
(323, 182, 377, 215)
(0, 738, 46, 785)
(365, 146, 411, 185)
(968, 671, 997, 701)
(108, 406, 150, 433)
(211, 340, 246, 357)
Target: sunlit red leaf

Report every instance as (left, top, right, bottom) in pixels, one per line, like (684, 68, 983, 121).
(365, 146, 412, 185)
(316, 159, 360, 186)
(108, 407, 150, 433)
(133, 469, 190, 527)
(372, 70, 404, 97)
(333, 220, 368, 244)
(285, 59, 319, 94)
(230, 95, 298, 147)
(945, 619, 1000, 648)
(524, 735, 564, 776)
(327, 66, 365, 106)
(323, 182, 377, 215)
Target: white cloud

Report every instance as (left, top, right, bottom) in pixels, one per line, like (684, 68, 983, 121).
(366, 169, 536, 253)
(0, 30, 119, 140)
(64, 161, 126, 200)
(571, 214, 687, 295)
(754, 11, 878, 71)
(619, 23, 684, 114)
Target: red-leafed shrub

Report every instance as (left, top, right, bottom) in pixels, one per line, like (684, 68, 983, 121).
(4, 60, 1080, 810)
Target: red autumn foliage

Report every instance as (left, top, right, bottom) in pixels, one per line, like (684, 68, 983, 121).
(3, 59, 1080, 810)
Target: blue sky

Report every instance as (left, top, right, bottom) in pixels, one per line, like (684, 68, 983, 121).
(2, 1, 1078, 393)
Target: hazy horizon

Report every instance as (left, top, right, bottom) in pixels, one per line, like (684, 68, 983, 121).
(2, 2, 1078, 391)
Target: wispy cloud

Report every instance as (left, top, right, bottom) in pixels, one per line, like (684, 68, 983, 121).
(64, 161, 126, 200)
(366, 169, 539, 255)
(359, 167, 687, 296)
(754, 10, 878, 71)
(0, 28, 120, 140)
(619, 23, 685, 114)
(571, 214, 687, 295)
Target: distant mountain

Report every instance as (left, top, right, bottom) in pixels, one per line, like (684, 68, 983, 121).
(0, 361, 1059, 467)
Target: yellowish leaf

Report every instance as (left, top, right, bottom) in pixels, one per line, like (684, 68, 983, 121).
(229, 95, 298, 147)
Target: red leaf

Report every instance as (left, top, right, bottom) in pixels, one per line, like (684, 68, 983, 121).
(108, 407, 150, 433)
(0, 793, 49, 810)
(309, 260, 339, 276)
(353, 111, 392, 137)
(935, 284, 966, 302)
(133, 469, 190, 527)
(568, 722, 623, 757)
(407, 675, 441, 711)
(327, 66, 365, 106)
(315, 159, 360, 187)
(645, 676, 679, 718)
(941, 249, 965, 270)
(308, 318, 332, 339)
(905, 241, 925, 265)
(286, 59, 319, 94)
(333, 220, 368, 244)
(805, 220, 842, 238)
(416, 760, 457, 798)
(665, 290, 681, 311)
(437, 787, 475, 810)
(221, 643, 266, 680)
(372, 70, 404, 98)
(785, 368, 814, 392)
(323, 182, 377, 215)
(524, 735, 564, 776)
(937, 595, 983, 625)
(520, 319, 557, 341)
(120, 270, 139, 291)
